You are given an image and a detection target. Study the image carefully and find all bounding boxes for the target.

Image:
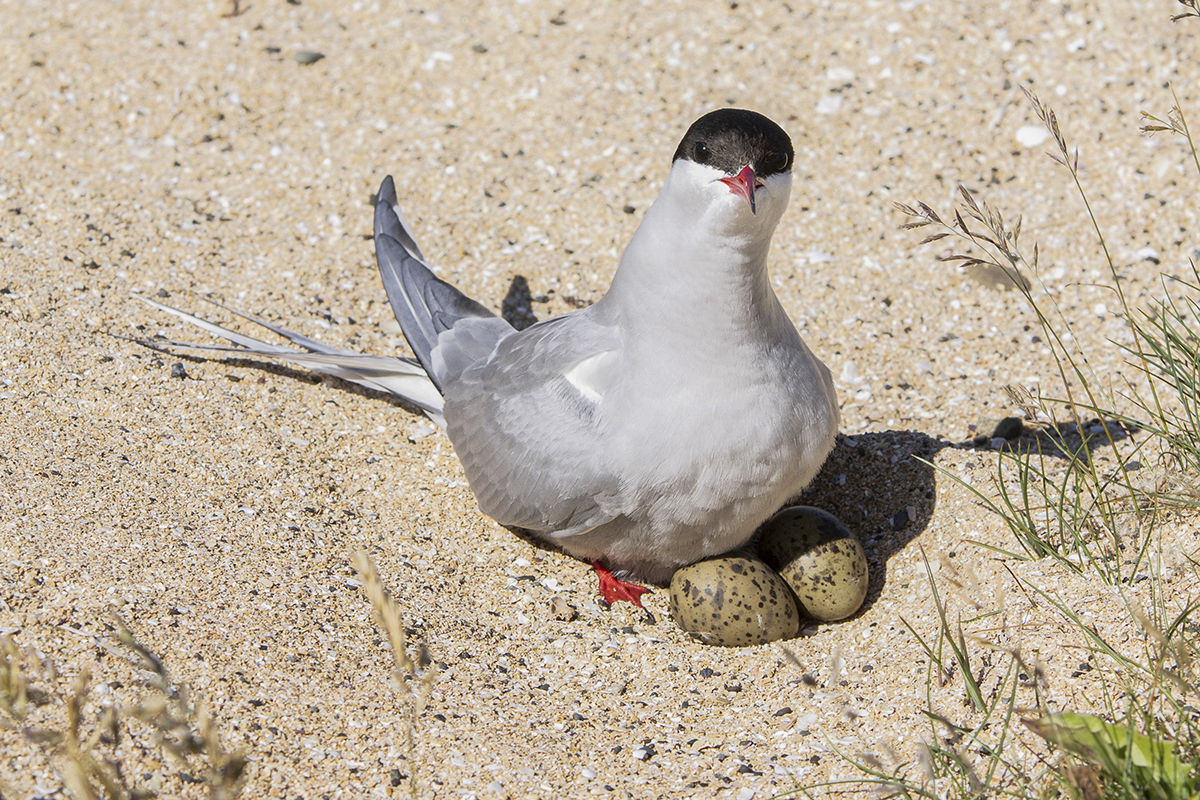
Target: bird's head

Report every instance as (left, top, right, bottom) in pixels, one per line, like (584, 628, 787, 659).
(667, 108, 794, 236)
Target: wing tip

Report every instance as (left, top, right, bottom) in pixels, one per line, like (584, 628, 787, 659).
(377, 175, 397, 206)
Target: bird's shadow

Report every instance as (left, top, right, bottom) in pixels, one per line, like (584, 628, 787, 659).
(130, 286, 1135, 633)
(503, 430, 955, 621)
(782, 430, 952, 625)
(782, 417, 1140, 629)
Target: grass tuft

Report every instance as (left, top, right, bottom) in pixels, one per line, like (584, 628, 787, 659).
(352, 550, 439, 800)
(0, 613, 245, 800)
(821, 5, 1200, 796)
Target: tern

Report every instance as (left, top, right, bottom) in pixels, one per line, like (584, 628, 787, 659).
(140, 108, 840, 608)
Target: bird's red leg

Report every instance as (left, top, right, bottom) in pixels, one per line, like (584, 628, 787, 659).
(591, 561, 650, 608)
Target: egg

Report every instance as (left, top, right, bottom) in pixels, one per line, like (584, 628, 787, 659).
(758, 506, 868, 621)
(668, 553, 799, 646)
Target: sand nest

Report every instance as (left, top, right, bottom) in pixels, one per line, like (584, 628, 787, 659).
(3, 1, 1200, 797)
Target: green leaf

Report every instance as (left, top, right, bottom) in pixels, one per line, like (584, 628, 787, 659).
(1024, 712, 1195, 797)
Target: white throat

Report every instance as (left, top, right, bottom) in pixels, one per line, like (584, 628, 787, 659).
(599, 159, 793, 334)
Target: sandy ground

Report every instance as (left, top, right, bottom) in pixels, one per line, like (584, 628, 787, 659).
(4, 0, 1200, 797)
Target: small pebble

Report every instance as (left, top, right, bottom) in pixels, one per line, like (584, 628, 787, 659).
(815, 95, 843, 114)
(1132, 246, 1161, 264)
(295, 51, 325, 65)
(407, 423, 436, 442)
(501, 275, 538, 331)
(973, 416, 1023, 444)
(548, 595, 576, 622)
(993, 416, 1024, 439)
(170, 363, 188, 379)
(963, 262, 1030, 291)
(1015, 124, 1051, 147)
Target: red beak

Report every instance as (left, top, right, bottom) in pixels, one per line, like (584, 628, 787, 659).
(719, 165, 759, 214)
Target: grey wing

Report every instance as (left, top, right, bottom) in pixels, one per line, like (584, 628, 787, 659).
(373, 176, 504, 392)
(442, 312, 626, 538)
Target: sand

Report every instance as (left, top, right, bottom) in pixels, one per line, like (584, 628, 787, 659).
(3, 0, 1200, 797)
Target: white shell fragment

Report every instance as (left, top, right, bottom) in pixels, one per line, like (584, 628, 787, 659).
(1015, 124, 1051, 148)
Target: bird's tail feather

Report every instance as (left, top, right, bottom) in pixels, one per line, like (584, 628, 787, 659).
(135, 295, 446, 426)
(373, 175, 502, 392)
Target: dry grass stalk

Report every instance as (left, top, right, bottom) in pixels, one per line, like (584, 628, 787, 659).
(842, 62, 1200, 794)
(0, 614, 245, 800)
(351, 550, 439, 800)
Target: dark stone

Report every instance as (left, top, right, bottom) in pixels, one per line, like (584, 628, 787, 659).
(973, 415, 1023, 443)
(993, 417, 1024, 439)
(501, 275, 538, 330)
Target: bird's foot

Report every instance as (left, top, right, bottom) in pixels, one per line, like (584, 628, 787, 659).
(591, 561, 650, 608)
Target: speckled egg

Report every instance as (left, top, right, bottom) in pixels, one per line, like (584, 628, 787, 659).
(668, 553, 799, 646)
(758, 506, 868, 621)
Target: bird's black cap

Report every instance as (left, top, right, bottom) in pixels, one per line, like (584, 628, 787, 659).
(672, 108, 794, 178)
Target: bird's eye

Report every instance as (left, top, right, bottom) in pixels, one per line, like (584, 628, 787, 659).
(763, 151, 790, 173)
(693, 142, 710, 164)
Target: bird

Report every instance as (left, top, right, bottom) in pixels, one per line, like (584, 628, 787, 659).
(139, 108, 840, 608)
